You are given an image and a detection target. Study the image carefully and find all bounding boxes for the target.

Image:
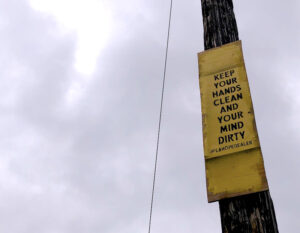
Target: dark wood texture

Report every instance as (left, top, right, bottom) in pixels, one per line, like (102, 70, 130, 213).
(201, 0, 239, 50)
(200, 0, 279, 232)
(219, 192, 279, 233)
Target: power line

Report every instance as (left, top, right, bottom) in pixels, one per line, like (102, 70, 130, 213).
(148, 1, 173, 233)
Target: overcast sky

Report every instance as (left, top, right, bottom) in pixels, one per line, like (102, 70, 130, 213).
(1, 0, 300, 232)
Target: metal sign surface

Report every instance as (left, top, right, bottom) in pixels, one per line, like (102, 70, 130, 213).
(198, 41, 269, 202)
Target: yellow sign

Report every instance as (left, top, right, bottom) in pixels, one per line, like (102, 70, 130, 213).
(200, 66, 260, 159)
(198, 41, 269, 202)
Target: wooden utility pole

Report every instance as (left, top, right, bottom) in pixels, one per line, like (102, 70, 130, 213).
(200, 0, 279, 232)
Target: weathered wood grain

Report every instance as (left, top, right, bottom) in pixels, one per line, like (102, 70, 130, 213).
(200, 0, 279, 232)
(201, 0, 239, 50)
(219, 192, 279, 233)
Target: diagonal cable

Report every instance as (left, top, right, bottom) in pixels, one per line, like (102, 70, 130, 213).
(148, 1, 173, 233)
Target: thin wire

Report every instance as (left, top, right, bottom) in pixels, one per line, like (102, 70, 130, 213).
(148, 1, 173, 233)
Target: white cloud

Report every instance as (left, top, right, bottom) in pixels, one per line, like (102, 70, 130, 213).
(1, 0, 300, 232)
(29, 0, 113, 75)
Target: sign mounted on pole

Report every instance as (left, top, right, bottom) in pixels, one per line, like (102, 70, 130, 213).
(198, 41, 269, 202)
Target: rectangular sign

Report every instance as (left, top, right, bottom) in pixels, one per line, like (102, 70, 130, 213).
(198, 41, 269, 202)
(200, 66, 260, 159)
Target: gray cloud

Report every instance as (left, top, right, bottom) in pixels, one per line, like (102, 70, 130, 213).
(0, 0, 299, 232)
